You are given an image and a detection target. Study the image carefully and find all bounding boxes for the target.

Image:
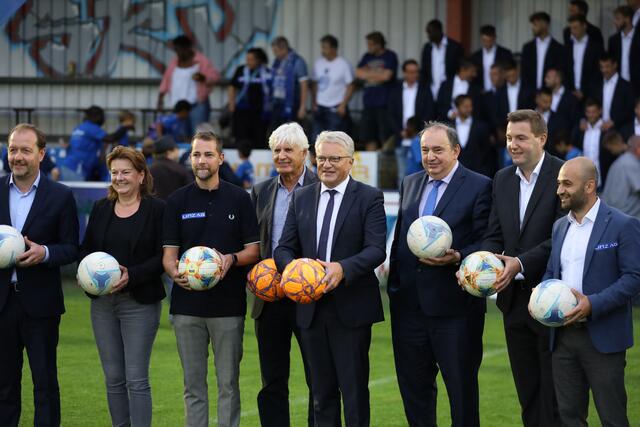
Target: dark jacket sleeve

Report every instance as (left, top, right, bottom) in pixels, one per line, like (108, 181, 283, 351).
(47, 187, 80, 266)
(127, 198, 166, 289)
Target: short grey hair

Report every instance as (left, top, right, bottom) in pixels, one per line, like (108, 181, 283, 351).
(420, 121, 460, 149)
(268, 122, 309, 151)
(315, 131, 355, 156)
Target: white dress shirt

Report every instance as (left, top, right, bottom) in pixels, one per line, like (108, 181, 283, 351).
(507, 81, 520, 113)
(560, 198, 601, 294)
(583, 119, 602, 174)
(540, 109, 551, 124)
(634, 8, 640, 27)
(602, 73, 618, 122)
(571, 35, 588, 90)
(482, 45, 497, 92)
(551, 86, 565, 113)
(535, 36, 551, 89)
(451, 75, 470, 106)
(316, 176, 350, 262)
(635, 118, 640, 136)
(402, 81, 418, 129)
(620, 28, 635, 82)
(430, 37, 448, 98)
(418, 161, 459, 215)
(456, 117, 472, 149)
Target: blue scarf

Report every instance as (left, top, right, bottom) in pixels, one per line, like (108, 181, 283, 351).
(273, 49, 301, 119)
(236, 65, 271, 115)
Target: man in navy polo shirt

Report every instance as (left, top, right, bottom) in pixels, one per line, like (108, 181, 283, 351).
(162, 131, 259, 427)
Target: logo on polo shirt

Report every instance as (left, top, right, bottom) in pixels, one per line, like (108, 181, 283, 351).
(228, 214, 235, 220)
(182, 212, 206, 220)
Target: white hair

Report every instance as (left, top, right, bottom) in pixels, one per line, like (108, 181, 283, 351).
(314, 131, 355, 156)
(268, 122, 309, 151)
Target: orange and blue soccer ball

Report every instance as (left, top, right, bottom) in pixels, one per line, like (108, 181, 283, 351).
(281, 258, 326, 304)
(247, 258, 284, 302)
(178, 246, 223, 291)
(458, 251, 504, 297)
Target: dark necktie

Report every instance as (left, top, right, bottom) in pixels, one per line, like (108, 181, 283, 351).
(317, 190, 337, 261)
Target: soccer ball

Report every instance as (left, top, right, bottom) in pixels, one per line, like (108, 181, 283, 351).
(178, 246, 223, 291)
(458, 251, 504, 297)
(77, 252, 122, 296)
(281, 258, 327, 304)
(247, 258, 284, 302)
(528, 279, 578, 327)
(0, 225, 26, 269)
(407, 215, 453, 259)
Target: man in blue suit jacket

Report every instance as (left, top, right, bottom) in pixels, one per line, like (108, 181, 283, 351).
(388, 122, 492, 427)
(0, 124, 79, 427)
(543, 157, 640, 427)
(274, 131, 387, 427)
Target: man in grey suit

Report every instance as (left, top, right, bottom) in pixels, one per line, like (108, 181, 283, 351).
(250, 122, 316, 427)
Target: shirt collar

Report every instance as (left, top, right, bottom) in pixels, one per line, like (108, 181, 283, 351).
(428, 161, 459, 185)
(483, 45, 496, 55)
(571, 34, 588, 44)
(507, 80, 520, 89)
(587, 119, 603, 130)
(403, 80, 418, 90)
(568, 198, 600, 226)
(9, 171, 41, 194)
(278, 166, 307, 189)
(456, 116, 472, 126)
(536, 35, 550, 45)
(554, 86, 565, 97)
(622, 26, 635, 40)
(515, 152, 545, 183)
(434, 36, 448, 48)
(604, 73, 619, 85)
(321, 175, 350, 195)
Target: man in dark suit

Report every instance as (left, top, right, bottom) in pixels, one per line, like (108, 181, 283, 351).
(565, 14, 604, 102)
(544, 157, 640, 426)
(520, 12, 565, 91)
(544, 68, 579, 128)
(535, 88, 567, 156)
(0, 124, 80, 427)
(250, 122, 317, 427)
(274, 131, 387, 426)
(388, 121, 492, 427)
(420, 19, 465, 99)
(454, 94, 497, 177)
(481, 110, 564, 427)
(619, 97, 640, 142)
(149, 135, 193, 200)
(562, 0, 604, 47)
(609, 5, 640, 98)
(436, 59, 481, 122)
(590, 54, 635, 132)
(489, 60, 535, 131)
(470, 25, 513, 92)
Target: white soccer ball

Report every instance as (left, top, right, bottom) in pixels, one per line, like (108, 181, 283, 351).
(458, 251, 504, 297)
(0, 225, 26, 269)
(178, 246, 223, 291)
(406, 215, 453, 259)
(528, 279, 578, 327)
(77, 252, 122, 296)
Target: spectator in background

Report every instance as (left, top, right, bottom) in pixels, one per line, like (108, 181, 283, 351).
(591, 53, 635, 132)
(609, 5, 640, 98)
(2, 149, 60, 181)
(228, 47, 272, 149)
(141, 138, 155, 165)
(521, 12, 565, 91)
(454, 94, 496, 177)
(388, 59, 434, 180)
(630, 0, 640, 26)
(602, 135, 640, 219)
(270, 37, 309, 132)
(565, 14, 604, 102)
(480, 63, 506, 136)
(620, 97, 640, 141)
(149, 135, 192, 200)
(311, 35, 355, 141)
(234, 139, 254, 189)
(470, 25, 513, 93)
(62, 106, 132, 181)
(356, 31, 399, 151)
(562, 0, 604, 47)
(404, 116, 423, 177)
(544, 67, 578, 127)
(420, 19, 465, 98)
(157, 35, 220, 132)
(117, 110, 136, 146)
(436, 59, 480, 121)
(552, 129, 583, 160)
(535, 88, 566, 156)
(151, 100, 192, 142)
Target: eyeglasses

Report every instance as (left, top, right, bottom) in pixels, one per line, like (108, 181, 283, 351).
(316, 156, 352, 164)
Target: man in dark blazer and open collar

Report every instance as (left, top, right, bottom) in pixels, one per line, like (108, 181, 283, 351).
(0, 124, 79, 427)
(543, 157, 640, 426)
(420, 19, 465, 99)
(274, 131, 386, 427)
(481, 110, 564, 427)
(520, 12, 565, 92)
(388, 121, 492, 427)
(250, 122, 317, 427)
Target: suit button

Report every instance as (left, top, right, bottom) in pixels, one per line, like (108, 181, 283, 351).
(417, 267, 422, 273)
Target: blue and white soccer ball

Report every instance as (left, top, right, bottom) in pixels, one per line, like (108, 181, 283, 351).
(406, 215, 453, 259)
(0, 225, 26, 269)
(528, 279, 578, 327)
(178, 246, 223, 291)
(77, 252, 121, 296)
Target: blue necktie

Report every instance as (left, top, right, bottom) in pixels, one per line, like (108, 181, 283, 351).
(422, 180, 443, 216)
(317, 190, 337, 261)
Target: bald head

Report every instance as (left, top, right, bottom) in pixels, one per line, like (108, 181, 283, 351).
(564, 157, 598, 185)
(557, 157, 599, 216)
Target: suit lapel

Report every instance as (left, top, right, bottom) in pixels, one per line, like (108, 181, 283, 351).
(555, 219, 571, 277)
(411, 172, 429, 219)
(129, 198, 151, 255)
(21, 176, 48, 235)
(265, 178, 279, 256)
(507, 171, 521, 233)
(0, 177, 10, 225)
(433, 166, 465, 217)
(521, 157, 553, 233)
(330, 178, 357, 251)
(582, 203, 611, 279)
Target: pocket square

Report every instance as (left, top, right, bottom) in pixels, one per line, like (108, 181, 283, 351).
(594, 242, 618, 251)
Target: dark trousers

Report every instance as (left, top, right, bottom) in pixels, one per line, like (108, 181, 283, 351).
(553, 325, 629, 427)
(503, 288, 559, 427)
(0, 287, 61, 427)
(300, 297, 372, 427)
(389, 287, 484, 427)
(255, 299, 314, 427)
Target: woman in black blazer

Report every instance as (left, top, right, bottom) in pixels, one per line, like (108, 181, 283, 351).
(79, 146, 165, 427)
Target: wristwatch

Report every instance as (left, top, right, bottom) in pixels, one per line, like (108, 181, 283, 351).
(231, 253, 238, 266)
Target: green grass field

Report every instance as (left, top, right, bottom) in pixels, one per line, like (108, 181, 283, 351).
(19, 284, 640, 426)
